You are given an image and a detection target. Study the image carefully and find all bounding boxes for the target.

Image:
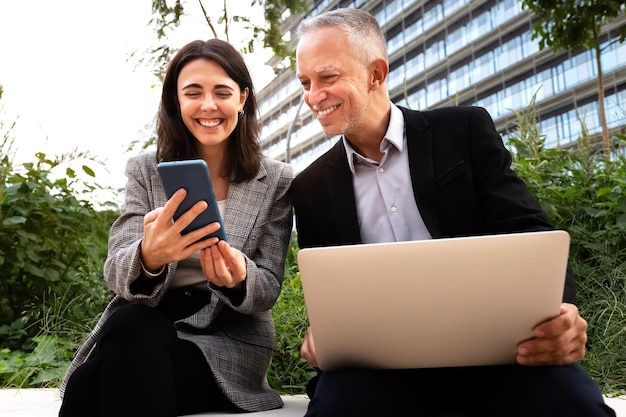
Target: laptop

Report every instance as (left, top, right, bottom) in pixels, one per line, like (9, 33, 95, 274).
(297, 230, 570, 370)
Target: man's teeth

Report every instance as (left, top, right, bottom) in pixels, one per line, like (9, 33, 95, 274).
(317, 105, 338, 116)
(199, 119, 220, 127)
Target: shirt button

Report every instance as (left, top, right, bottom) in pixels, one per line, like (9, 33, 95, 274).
(391, 206, 397, 213)
(378, 167, 384, 173)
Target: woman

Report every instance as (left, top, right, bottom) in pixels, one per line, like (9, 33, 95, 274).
(59, 39, 293, 416)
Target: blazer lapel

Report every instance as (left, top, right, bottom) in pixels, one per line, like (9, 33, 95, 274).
(324, 140, 362, 244)
(222, 163, 268, 249)
(152, 172, 169, 210)
(400, 107, 443, 238)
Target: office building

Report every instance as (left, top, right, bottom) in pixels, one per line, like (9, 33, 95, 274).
(257, 0, 626, 173)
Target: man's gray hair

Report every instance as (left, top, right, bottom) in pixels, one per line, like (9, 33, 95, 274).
(296, 8, 388, 66)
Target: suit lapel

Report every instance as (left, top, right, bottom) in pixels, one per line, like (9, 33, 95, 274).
(400, 107, 443, 238)
(324, 140, 362, 244)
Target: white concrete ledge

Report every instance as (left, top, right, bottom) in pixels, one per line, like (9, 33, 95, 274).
(2, 388, 625, 416)
(0, 389, 309, 417)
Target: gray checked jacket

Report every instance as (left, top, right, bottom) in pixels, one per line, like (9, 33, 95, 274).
(61, 151, 293, 412)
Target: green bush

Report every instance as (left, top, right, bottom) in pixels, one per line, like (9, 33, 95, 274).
(269, 233, 315, 394)
(2, 98, 625, 396)
(0, 125, 116, 387)
(508, 104, 626, 395)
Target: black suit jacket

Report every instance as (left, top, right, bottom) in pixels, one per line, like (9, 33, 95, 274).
(291, 105, 575, 303)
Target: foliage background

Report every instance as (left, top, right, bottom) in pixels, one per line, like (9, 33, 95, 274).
(1, 99, 625, 395)
(0, 119, 116, 387)
(1, 0, 626, 386)
(507, 102, 626, 394)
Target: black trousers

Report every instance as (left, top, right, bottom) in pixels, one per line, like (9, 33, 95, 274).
(304, 364, 616, 417)
(59, 300, 237, 417)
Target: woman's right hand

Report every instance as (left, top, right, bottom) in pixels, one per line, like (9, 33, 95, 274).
(140, 188, 220, 271)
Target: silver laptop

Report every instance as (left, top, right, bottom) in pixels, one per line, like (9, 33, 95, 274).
(297, 230, 570, 370)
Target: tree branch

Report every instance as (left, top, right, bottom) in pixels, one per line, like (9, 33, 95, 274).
(198, 0, 219, 39)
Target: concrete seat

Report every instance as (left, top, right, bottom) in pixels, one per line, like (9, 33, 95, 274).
(0, 389, 309, 417)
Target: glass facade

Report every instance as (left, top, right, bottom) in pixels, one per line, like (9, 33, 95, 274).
(257, 0, 626, 174)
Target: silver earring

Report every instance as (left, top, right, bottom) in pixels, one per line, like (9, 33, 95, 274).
(238, 109, 245, 119)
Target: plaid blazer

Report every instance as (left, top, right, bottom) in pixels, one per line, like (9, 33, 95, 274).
(61, 151, 293, 412)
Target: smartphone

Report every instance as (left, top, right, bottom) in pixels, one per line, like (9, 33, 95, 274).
(156, 159, 227, 242)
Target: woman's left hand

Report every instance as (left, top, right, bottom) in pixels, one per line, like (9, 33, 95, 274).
(200, 240, 246, 289)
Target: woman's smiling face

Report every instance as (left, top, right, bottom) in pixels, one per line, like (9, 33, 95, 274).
(177, 58, 248, 151)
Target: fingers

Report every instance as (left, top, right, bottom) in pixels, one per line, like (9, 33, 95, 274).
(160, 189, 222, 242)
(199, 244, 219, 280)
(200, 241, 246, 288)
(301, 327, 319, 368)
(143, 207, 163, 226)
(534, 304, 587, 343)
(158, 188, 188, 228)
(517, 331, 586, 365)
(517, 303, 588, 366)
(164, 189, 206, 234)
(141, 189, 219, 269)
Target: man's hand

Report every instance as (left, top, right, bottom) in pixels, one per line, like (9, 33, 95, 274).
(516, 303, 588, 366)
(301, 326, 319, 368)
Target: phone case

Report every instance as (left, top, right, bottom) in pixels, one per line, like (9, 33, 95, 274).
(156, 159, 227, 242)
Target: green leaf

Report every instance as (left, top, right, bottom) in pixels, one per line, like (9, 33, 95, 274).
(2, 216, 27, 226)
(81, 165, 95, 177)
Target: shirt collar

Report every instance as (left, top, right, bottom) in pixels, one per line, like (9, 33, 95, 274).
(343, 104, 405, 173)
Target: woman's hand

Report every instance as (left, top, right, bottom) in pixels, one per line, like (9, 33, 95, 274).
(200, 240, 246, 288)
(141, 189, 220, 271)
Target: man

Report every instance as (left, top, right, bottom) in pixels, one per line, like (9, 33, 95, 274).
(290, 7, 616, 417)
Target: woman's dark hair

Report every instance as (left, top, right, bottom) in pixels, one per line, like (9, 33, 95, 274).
(156, 39, 261, 183)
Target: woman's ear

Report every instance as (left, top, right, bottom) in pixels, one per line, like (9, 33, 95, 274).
(240, 87, 250, 108)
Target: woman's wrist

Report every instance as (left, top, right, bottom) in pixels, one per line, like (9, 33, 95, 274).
(138, 241, 165, 278)
(140, 261, 165, 278)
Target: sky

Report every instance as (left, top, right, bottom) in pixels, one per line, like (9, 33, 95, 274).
(0, 0, 275, 203)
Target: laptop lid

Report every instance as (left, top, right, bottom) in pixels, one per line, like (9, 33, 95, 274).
(297, 230, 570, 370)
